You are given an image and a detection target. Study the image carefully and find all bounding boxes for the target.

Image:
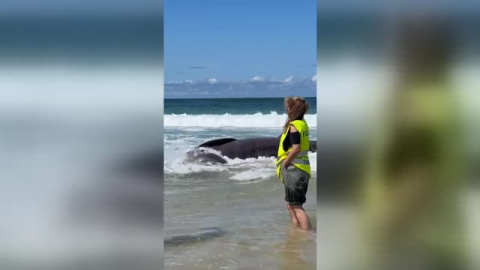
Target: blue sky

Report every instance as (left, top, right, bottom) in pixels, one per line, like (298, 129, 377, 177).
(165, 0, 316, 97)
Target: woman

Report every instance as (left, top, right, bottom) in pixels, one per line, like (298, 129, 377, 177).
(276, 97, 312, 231)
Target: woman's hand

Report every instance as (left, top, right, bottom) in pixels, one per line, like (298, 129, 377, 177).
(283, 145, 300, 168)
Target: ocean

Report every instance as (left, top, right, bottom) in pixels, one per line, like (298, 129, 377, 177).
(1, 10, 478, 269)
(0, 13, 165, 268)
(164, 97, 317, 269)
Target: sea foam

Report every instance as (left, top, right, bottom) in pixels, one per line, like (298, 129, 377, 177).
(165, 112, 317, 128)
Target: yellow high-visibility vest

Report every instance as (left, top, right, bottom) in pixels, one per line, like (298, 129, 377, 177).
(276, 119, 311, 182)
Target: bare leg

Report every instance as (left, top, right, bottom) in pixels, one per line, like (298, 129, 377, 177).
(291, 205, 311, 231)
(285, 201, 299, 227)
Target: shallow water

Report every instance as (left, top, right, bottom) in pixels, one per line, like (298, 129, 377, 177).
(164, 127, 317, 269)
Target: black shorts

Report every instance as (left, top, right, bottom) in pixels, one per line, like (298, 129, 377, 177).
(281, 165, 309, 205)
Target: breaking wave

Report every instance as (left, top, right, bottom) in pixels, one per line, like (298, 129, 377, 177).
(164, 112, 317, 128)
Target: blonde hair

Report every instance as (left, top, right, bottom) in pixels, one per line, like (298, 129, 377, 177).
(283, 96, 308, 132)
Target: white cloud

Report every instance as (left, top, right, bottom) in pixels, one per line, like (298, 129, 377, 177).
(208, 78, 217, 84)
(312, 74, 317, 82)
(251, 76, 264, 82)
(284, 76, 294, 84)
(167, 80, 181, 84)
(185, 80, 193, 84)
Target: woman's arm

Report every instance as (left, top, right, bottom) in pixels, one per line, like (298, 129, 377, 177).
(282, 125, 301, 168)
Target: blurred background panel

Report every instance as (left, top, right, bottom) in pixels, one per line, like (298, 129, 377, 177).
(317, 1, 480, 269)
(0, 1, 163, 269)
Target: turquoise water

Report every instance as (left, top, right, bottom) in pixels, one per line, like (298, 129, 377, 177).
(165, 97, 317, 115)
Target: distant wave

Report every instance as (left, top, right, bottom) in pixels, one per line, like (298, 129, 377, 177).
(164, 112, 317, 128)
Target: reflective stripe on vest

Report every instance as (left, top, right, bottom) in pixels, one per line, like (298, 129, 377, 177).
(276, 152, 308, 164)
(276, 159, 309, 168)
(297, 150, 309, 157)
